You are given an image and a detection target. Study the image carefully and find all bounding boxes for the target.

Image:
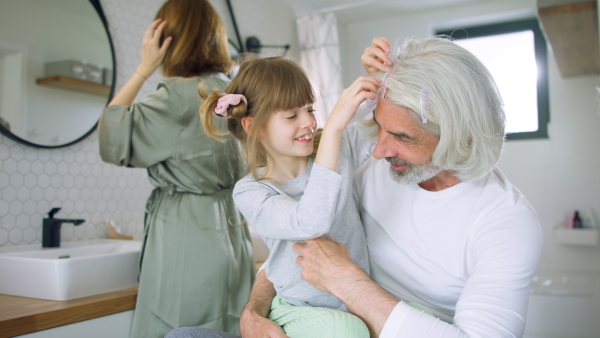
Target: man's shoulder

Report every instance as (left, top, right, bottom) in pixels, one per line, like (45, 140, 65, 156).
(475, 167, 540, 227)
(484, 167, 530, 205)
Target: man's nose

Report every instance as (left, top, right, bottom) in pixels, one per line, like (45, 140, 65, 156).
(372, 132, 394, 160)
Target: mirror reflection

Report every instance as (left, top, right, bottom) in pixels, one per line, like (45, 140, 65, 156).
(0, 0, 113, 148)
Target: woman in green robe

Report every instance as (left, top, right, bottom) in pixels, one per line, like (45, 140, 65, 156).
(98, 1, 255, 337)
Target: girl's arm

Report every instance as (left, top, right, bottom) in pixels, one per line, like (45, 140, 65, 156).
(234, 168, 343, 240)
(106, 19, 171, 107)
(315, 77, 378, 172)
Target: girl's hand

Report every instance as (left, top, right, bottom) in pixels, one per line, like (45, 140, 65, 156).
(325, 76, 379, 133)
(361, 37, 392, 74)
(137, 19, 172, 78)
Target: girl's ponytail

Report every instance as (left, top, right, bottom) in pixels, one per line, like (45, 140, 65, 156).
(199, 89, 228, 141)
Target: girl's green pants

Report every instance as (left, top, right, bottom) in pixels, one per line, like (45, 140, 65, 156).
(268, 296, 370, 338)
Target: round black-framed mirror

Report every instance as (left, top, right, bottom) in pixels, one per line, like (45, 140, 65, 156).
(0, 0, 115, 149)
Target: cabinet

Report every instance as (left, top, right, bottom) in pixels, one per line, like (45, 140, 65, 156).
(0, 288, 137, 337)
(16, 311, 134, 338)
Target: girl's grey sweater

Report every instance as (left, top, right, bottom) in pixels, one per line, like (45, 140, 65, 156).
(233, 123, 375, 311)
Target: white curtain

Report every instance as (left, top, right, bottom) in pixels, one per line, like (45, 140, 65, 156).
(296, 13, 343, 127)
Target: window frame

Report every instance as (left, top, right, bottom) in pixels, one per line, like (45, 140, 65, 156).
(436, 18, 550, 140)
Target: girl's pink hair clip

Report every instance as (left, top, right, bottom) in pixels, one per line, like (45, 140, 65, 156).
(213, 94, 247, 118)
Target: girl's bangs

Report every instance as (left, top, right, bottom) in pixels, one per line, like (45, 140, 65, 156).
(269, 65, 315, 112)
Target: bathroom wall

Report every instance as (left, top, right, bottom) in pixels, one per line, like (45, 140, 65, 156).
(338, 0, 600, 273)
(0, 0, 299, 247)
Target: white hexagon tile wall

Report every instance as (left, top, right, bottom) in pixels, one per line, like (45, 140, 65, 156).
(0, 132, 152, 246)
(0, 0, 299, 247)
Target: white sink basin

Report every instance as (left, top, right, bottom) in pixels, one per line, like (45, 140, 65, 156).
(0, 239, 141, 301)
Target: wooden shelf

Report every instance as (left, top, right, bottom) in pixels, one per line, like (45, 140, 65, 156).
(36, 75, 111, 96)
(554, 227, 600, 245)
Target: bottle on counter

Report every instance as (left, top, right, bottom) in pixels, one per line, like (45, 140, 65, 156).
(573, 210, 583, 228)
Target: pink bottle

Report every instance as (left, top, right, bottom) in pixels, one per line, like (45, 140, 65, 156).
(564, 212, 574, 229)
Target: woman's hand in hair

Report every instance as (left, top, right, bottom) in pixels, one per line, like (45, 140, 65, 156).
(361, 37, 392, 74)
(137, 19, 172, 78)
(107, 19, 172, 106)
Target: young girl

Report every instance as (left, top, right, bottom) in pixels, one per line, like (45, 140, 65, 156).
(200, 56, 378, 337)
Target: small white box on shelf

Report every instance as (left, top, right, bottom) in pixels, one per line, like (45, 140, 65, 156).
(554, 227, 600, 246)
(85, 63, 104, 84)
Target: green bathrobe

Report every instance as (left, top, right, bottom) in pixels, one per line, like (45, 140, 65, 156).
(98, 73, 255, 338)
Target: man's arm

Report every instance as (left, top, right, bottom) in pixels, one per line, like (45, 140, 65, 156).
(239, 269, 287, 338)
(293, 237, 399, 336)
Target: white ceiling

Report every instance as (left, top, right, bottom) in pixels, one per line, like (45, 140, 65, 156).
(283, 0, 496, 22)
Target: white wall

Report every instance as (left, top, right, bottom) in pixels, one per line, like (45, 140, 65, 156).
(0, 0, 299, 247)
(337, 0, 600, 272)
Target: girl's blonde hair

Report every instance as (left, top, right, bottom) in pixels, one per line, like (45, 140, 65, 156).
(156, 0, 232, 77)
(200, 55, 316, 180)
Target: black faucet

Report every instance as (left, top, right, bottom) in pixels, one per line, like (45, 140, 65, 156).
(42, 207, 85, 248)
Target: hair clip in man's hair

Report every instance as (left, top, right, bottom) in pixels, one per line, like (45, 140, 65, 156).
(380, 66, 397, 99)
(363, 97, 377, 110)
(420, 88, 429, 124)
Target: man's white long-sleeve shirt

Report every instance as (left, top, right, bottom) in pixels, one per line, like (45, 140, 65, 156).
(355, 157, 543, 337)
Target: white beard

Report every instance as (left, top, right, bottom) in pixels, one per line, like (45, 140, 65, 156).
(386, 157, 442, 185)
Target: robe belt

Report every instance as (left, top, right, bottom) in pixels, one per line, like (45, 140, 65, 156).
(145, 185, 235, 212)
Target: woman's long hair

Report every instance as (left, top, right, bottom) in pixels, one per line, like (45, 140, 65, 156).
(156, 0, 233, 77)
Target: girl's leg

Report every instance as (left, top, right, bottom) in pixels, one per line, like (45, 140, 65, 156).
(268, 296, 369, 338)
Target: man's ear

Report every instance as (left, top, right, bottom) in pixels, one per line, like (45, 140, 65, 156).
(241, 116, 254, 134)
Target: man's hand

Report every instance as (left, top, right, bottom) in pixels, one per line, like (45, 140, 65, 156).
(292, 236, 369, 294)
(293, 237, 398, 337)
(239, 270, 287, 338)
(361, 37, 392, 74)
(240, 307, 287, 338)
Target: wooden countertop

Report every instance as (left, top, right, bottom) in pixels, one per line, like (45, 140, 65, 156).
(0, 288, 137, 338)
(0, 263, 262, 337)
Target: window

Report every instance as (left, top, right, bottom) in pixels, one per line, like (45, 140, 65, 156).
(437, 19, 549, 140)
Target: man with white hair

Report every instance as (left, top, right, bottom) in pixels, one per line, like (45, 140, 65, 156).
(286, 36, 543, 337)
(167, 36, 543, 338)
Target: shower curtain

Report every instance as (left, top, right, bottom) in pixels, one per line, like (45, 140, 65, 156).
(296, 13, 343, 126)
